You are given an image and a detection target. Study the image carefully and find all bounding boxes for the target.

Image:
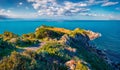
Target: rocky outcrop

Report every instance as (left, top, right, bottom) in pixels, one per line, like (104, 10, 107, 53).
(59, 31, 120, 70)
(84, 30, 101, 40)
(59, 29, 101, 46)
(65, 59, 91, 70)
(65, 60, 76, 70)
(58, 34, 71, 45)
(59, 33, 90, 46)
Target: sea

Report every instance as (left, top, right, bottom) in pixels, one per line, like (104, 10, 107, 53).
(0, 20, 120, 62)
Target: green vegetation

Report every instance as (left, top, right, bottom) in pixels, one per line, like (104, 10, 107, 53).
(0, 50, 67, 70)
(69, 40, 113, 70)
(35, 27, 64, 39)
(0, 38, 15, 58)
(22, 33, 36, 39)
(0, 25, 113, 70)
(0, 32, 39, 47)
(2, 31, 18, 41)
(37, 42, 72, 62)
(36, 40, 113, 70)
(15, 38, 39, 47)
(0, 51, 37, 70)
(69, 28, 85, 37)
(37, 42, 89, 70)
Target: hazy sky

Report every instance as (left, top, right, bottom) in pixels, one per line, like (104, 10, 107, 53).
(0, 0, 120, 20)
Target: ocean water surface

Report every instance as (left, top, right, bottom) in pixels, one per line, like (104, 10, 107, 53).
(0, 20, 120, 61)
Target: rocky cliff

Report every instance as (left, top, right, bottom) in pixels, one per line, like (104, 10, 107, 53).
(59, 29, 120, 70)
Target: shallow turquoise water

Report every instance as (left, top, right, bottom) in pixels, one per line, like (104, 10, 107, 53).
(0, 20, 120, 60)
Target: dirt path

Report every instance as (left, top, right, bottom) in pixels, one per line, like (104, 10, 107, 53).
(23, 42, 46, 51)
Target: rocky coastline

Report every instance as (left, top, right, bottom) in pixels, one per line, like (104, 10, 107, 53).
(86, 31, 120, 70)
(0, 25, 118, 70)
(83, 31, 120, 70)
(59, 30, 120, 70)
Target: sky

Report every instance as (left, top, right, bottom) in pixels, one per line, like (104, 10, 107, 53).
(0, 0, 120, 20)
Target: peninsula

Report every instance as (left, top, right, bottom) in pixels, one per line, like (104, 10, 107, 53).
(0, 25, 114, 70)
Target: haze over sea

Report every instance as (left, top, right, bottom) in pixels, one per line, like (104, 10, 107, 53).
(0, 20, 120, 62)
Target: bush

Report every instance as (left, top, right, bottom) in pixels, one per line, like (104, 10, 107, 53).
(0, 51, 37, 70)
(15, 39, 39, 47)
(3, 31, 18, 41)
(35, 28, 63, 39)
(0, 50, 68, 70)
(37, 42, 77, 63)
(22, 33, 36, 39)
(0, 38, 15, 57)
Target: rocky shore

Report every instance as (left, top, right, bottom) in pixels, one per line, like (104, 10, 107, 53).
(59, 30, 119, 70)
(85, 31, 120, 70)
(83, 31, 120, 70)
(84, 30, 101, 40)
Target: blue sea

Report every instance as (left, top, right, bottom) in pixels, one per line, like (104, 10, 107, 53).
(0, 20, 120, 62)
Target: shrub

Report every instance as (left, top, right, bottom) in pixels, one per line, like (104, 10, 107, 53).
(37, 42, 77, 63)
(0, 38, 11, 49)
(3, 31, 18, 41)
(15, 39, 39, 47)
(0, 38, 15, 57)
(35, 28, 63, 39)
(0, 51, 37, 70)
(22, 33, 36, 39)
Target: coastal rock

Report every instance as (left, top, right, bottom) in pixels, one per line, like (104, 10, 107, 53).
(59, 33, 90, 46)
(59, 31, 119, 70)
(58, 30, 101, 46)
(84, 30, 101, 40)
(65, 47, 76, 53)
(65, 60, 91, 70)
(58, 34, 71, 45)
(9, 38, 18, 43)
(73, 33, 89, 43)
(65, 60, 76, 70)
